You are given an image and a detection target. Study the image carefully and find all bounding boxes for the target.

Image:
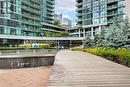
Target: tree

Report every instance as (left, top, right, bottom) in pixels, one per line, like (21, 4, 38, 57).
(95, 26, 109, 47)
(121, 17, 130, 36)
(104, 17, 130, 48)
(83, 34, 95, 48)
(83, 17, 130, 48)
(53, 20, 61, 26)
(59, 31, 69, 37)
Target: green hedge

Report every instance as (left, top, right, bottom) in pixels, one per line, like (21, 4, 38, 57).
(18, 44, 50, 49)
(38, 44, 50, 49)
(72, 47, 130, 67)
(0, 44, 51, 50)
(19, 44, 32, 49)
(71, 48, 84, 51)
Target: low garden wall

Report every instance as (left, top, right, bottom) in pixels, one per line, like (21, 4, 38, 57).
(0, 49, 57, 69)
(0, 55, 55, 69)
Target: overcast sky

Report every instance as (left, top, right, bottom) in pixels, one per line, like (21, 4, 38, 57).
(55, 0, 76, 25)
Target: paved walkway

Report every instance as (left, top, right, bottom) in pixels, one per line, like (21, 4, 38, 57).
(0, 67, 50, 87)
(48, 50, 130, 87)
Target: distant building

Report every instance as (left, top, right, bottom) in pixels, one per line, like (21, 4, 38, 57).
(54, 13, 72, 28)
(62, 17, 72, 28)
(54, 13, 62, 23)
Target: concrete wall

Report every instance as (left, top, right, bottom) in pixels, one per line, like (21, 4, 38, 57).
(0, 56, 55, 69)
(0, 49, 57, 69)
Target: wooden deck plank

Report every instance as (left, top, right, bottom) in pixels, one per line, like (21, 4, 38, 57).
(48, 50, 130, 87)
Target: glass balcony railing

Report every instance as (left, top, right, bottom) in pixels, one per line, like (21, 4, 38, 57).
(107, 5, 118, 10)
(22, 5, 41, 15)
(30, 0, 41, 5)
(76, 13, 82, 16)
(47, 0, 55, 5)
(76, 2, 83, 7)
(107, 0, 118, 4)
(22, 1, 41, 10)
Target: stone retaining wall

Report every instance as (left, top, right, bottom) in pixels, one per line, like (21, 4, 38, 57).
(0, 56, 55, 69)
(0, 49, 57, 69)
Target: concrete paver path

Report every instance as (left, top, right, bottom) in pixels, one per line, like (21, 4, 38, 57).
(48, 50, 130, 87)
(0, 67, 50, 87)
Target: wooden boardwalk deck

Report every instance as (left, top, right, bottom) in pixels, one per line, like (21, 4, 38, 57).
(48, 50, 130, 87)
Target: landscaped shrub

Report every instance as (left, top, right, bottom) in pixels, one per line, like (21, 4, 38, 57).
(0, 43, 51, 50)
(18, 44, 32, 49)
(38, 44, 50, 49)
(18, 43, 50, 49)
(71, 47, 130, 67)
(71, 48, 84, 51)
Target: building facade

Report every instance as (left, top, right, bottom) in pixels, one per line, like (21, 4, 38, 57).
(70, 0, 126, 37)
(0, 0, 42, 37)
(42, 1, 66, 33)
(0, 0, 66, 46)
(42, 0, 54, 24)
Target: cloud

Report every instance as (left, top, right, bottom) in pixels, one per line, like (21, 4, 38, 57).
(55, 0, 76, 13)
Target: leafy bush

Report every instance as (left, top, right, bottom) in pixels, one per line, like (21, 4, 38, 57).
(71, 48, 84, 51)
(38, 44, 50, 49)
(19, 44, 32, 49)
(0, 44, 51, 50)
(18, 44, 50, 49)
(71, 47, 130, 67)
(85, 48, 130, 66)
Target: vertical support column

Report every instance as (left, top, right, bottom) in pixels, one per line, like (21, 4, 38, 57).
(99, 26, 101, 34)
(69, 40, 71, 48)
(24, 40, 26, 44)
(57, 40, 60, 49)
(83, 29, 86, 37)
(91, 27, 94, 38)
(79, 29, 81, 37)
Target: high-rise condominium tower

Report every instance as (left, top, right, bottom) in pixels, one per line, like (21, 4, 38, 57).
(70, 0, 126, 37)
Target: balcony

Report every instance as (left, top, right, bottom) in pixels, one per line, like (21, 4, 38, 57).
(22, 20, 41, 26)
(46, 3, 55, 8)
(47, 8, 54, 12)
(30, 0, 40, 5)
(77, 18, 83, 22)
(76, 0, 82, 3)
(107, 0, 118, 4)
(45, 15, 53, 20)
(22, 14, 41, 21)
(22, 1, 41, 10)
(76, 2, 83, 7)
(47, 0, 55, 5)
(76, 7, 83, 12)
(76, 13, 82, 17)
(46, 12, 54, 16)
(107, 5, 118, 10)
(22, 6, 41, 16)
